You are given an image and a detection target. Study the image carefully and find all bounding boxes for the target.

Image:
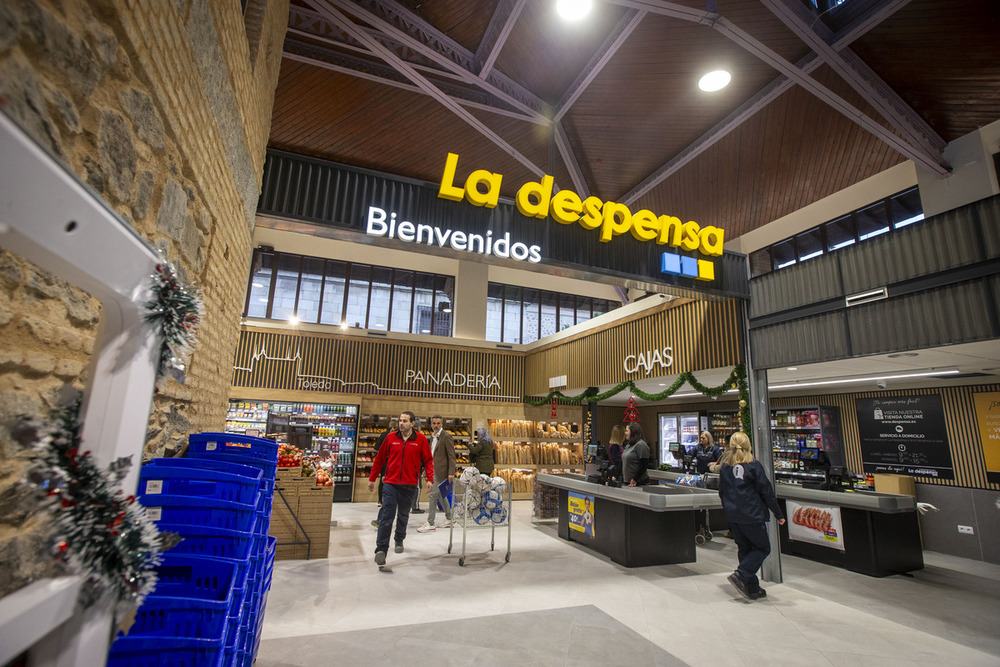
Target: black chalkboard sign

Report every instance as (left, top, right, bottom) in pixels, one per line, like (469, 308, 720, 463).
(856, 395, 954, 479)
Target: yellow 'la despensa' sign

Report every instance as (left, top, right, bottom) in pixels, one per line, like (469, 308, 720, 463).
(436, 153, 724, 257)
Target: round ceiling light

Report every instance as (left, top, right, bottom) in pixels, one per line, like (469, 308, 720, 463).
(557, 0, 592, 21)
(887, 352, 918, 358)
(698, 69, 732, 92)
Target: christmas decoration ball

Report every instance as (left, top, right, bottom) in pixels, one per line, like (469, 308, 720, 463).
(475, 473, 492, 492)
(483, 490, 502, 510)
(490, 476, 507, 493)
(739, 399, 747, 408)
(459, 467, 480, 486)
(491, 505, 508, 524)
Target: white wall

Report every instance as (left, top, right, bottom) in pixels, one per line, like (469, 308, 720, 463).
(918, 118, 1000, 217)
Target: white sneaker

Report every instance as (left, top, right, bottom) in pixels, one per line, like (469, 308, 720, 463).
(416, 522, 436, 533)
(439, 519, 452, 528)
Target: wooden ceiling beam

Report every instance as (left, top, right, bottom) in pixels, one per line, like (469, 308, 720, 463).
(553, 8, 647, 123)
(604, 0, 951, 176)
(301, 0, 548, 178)
(714, 15, 950, 176)
(331, 0, 548, 121)
(761, 0, 946, 152)
(554, 120, 589, 196)
(621, 0, 922, 204)
(475, 0, 527, 79)
(282, 41, 541, 124)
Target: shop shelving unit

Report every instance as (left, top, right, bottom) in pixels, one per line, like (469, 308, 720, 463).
(227, 401, 358, 502)
(770, 406, 843, 483)
(707, 409, 741, 444)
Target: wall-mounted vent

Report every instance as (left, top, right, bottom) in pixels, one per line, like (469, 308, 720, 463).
(366, 330, 388, 337)
(496, 343, 513, 350)
(845, 287, 888, 307)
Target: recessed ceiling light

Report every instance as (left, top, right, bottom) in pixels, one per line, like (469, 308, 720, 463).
(787, 367, 797, 371)
(556, 0, 592, 21)
(887, 352, 918, 358)
(768, 369, 959, 390)
(421, 329, 430, 334)
(698, 69, 731, 92)
(288, 315, 299, 325)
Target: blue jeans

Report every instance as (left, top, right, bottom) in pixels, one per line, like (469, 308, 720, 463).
(730, 522, 771, 594)
(376, 484, 416, 554)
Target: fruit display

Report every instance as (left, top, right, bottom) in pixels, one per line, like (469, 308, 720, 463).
(315, 469, 333, 487)
(278, 444, 303, 467)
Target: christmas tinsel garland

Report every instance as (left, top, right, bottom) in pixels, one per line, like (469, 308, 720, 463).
(524, 364, 752, 444)
(144, 261, 202, 385)
(16, 389, 177, 623)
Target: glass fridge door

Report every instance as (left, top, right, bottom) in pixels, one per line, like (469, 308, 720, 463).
(659, 414, 679, 465)
(680, 414, 701, 448)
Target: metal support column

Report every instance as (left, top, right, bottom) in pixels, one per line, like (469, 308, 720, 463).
(742, 301, 782, 583)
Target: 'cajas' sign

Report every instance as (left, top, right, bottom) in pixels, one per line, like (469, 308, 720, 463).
(624, 347, 673, 376)
(437, 153, 725, 256)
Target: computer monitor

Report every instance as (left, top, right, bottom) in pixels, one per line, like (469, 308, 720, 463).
(800, 448, 819, 460)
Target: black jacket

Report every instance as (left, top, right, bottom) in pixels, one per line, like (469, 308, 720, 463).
(718, 460, 784, 524)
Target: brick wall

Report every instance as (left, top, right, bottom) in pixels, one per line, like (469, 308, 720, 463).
(0, 0, 288, 599)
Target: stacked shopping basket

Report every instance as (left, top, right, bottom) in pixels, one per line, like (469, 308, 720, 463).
(107, 432, 278, 666)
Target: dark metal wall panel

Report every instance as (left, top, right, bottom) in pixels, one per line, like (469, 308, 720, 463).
(840, 211, 985, 295)
(846, 281, 999, 356)
(749, 311, 850, 369)
(749, 194, 1000, 318)
(258, 150, 750, 300)
(749, 258, 843, 319)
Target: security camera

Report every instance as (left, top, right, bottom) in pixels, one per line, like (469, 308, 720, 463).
(876, 380, 887, 390)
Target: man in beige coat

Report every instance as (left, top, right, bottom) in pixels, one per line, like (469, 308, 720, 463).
(417, 415, 456, 532)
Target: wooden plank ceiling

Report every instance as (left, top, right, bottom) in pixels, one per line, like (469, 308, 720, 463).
(271, 0, 1000, 242)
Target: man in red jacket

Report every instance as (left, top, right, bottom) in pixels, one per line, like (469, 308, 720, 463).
(368, 411, 433, 567)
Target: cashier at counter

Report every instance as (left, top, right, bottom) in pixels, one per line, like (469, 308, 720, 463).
(693, 431, 723, 474)
(621, 422, 651, 486)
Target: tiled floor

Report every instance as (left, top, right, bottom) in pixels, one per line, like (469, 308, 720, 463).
(256, 502, 1000, 666)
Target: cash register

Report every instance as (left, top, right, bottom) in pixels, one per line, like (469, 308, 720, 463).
(801, 448, 852, 491)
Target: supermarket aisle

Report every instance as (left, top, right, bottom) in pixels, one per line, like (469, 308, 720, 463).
(256, 502, 999, 666)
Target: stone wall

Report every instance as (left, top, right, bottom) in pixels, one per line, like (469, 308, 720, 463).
(0, 0, 287, 599)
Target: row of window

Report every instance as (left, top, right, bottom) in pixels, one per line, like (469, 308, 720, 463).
(485, 283, 620, 345)
(244, 250, 454, 336)
(749, 186, 924, 277)
(243, 250, 620, 345)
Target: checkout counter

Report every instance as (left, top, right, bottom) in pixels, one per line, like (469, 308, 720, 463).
(535, 472, 721, 567)
(648, 469, 923, 577)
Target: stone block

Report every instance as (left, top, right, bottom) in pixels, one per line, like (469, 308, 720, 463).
(98, 110, 136, 202)
(120, 87, 165, 151)
(54, 358, 85, 380)
(0, 53, 63, 157)
(132, 170, 155, 221)
(24, 351, 56, 375)
(156, 179, 189, 239)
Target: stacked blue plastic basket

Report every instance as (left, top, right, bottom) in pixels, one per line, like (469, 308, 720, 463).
(107, 433, 278, 667)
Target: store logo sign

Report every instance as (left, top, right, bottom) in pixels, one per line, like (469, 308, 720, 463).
(661, 252, 714, 282)
(436, 153, 724, 264)
(624, 347, 673, 376)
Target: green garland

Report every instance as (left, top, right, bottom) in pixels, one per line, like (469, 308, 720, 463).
(524, 364, 752, 444)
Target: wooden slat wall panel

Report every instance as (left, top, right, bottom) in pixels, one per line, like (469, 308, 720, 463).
(232, 328, 524, 402)
(772, 384, 1000, 491)
(524, 299, 743, 395)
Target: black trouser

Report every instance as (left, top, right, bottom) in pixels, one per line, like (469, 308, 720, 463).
(730, 521, 770, 594)
(376, 484, 416, 553)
